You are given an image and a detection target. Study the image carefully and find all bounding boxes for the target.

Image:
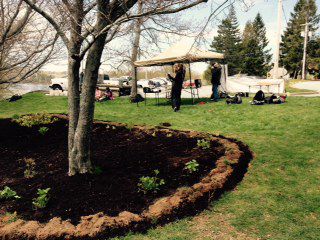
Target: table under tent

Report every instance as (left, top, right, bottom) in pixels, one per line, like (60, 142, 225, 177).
(134, 42, 225, 104)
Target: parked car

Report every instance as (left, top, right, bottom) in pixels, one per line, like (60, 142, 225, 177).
(49, 77, 68, 91)
(49, 74, 110, 92)
(49, 74, 132, 96)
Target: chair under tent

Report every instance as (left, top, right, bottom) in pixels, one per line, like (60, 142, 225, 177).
(133, 42, 225, 105)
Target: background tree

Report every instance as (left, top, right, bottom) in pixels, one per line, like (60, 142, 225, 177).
(103, 1, 197, 101)
(241, 13, 271, 76)
(280, 0, 319, 79)
(210, 5, 242, 75)
(308, 35, 320, 79)
(0, 0, 57, 85)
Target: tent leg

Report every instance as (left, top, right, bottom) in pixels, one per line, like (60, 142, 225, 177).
(133, 66, 139, 105)
(188, 62, 194, 104)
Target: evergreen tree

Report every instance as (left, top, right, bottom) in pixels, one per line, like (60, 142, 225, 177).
(280, 0, 318, 78)
(242, 13, 272, 76)
(242, 21, 261, 76)
(211, 5, 242, 75)
(308, 36, 320, 79)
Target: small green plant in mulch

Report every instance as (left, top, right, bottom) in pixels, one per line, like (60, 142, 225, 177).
(138, 170, 165, 194)
(166, 133, 173, 138)
(13, 113, 58, 127)
(38, 126, 49, 135)
(152, 132, 157, 137)
(24, 158, 37, 179)
(184, 160, 200, 174)
(197, 139, 210, 150)
(1, 212, 19, 223)
(92, 166, 103, 175)
(32, 188, 50, 209)
(11, 114, 20, 120)
(0, 186, 21, 200)
(223, 158, 232, 166)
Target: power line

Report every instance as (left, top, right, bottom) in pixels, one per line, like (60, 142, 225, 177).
(282, 5, 288, 26)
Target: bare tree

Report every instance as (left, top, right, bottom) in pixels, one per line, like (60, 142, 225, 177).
(130, 0, 143, 101)
(129, 2, 199, 100)
(0, 0, 58, 85)
(23, 0, 229, 176)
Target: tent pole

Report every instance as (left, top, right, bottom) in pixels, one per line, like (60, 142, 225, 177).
(134, 66, 138, 85)
(188, 62, 194, 104)
(134, 66, 139, 106)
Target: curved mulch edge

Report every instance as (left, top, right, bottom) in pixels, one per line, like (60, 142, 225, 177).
(0, 116, 253, 240)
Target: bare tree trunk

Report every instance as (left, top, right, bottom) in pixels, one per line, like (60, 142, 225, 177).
(69, 35, 107, 175)
(67, 55, 81, 175)
(66, 0, 85, 175)
(130, 0, 143, 101)
(68, 0, 109, 175)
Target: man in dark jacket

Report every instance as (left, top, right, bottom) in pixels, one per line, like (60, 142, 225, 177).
(210, 62, 222, 101)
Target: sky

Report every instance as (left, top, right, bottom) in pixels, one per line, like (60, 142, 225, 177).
(43, 0, 320, 74)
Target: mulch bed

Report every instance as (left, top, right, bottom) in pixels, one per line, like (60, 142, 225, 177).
(0, 115, 253, 239)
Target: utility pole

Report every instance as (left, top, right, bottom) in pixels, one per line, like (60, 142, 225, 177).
(301, 22, 310, 80)
(301, 0, 310, 80)
(274, 0, 282, 79)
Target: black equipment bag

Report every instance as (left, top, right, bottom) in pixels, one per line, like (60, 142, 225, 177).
(265, 94, 277, 104)
(226, 93, 242, 104)
(253, 90, 265, 101)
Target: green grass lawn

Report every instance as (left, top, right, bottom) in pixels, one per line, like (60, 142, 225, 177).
(1, 93, 320, 240)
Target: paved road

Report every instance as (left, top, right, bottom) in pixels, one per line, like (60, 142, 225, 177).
(292, 81, 320, 92)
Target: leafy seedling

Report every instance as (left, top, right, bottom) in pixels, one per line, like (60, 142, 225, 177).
(12, 114, 20, 120)
(24, 158, 37, 178)
(1, 212, 19, 223)
(33, 188, 50, 209)
(93, 166, 103, 175)
(39, 127, 49, 135)
(197, 139, 210, 150)
(224, 158, 231, 166)
(184, 160, 200, 173)
(138, 170, 165, 194)
(0, 186, 20, 200)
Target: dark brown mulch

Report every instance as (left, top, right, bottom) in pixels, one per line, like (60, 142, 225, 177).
(0, 118, 225, 224)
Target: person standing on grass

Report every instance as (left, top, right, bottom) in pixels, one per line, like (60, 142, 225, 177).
(167, 63, 185, 112)
(210, 62, 222, 102)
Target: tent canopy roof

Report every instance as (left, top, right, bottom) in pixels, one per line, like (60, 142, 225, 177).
(134, 42, 224, 67)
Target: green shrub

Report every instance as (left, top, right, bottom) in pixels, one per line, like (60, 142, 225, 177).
(184, 160, 200, 173)
(138, 170, 165, 194)
(13, 113, 58, 127)
(93, 166, 103, 175)
(32, 188, 50, 209)
(0, 186, 20, 200)
(197, 139, 210, 149)
(11, 114, 20, 120)
(38, 127, 49, 135)
(24, 158, 37, 178)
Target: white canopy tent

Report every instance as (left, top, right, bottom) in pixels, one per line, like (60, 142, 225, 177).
(134, 43, 224, 67)
(134, 42, 224, 103)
